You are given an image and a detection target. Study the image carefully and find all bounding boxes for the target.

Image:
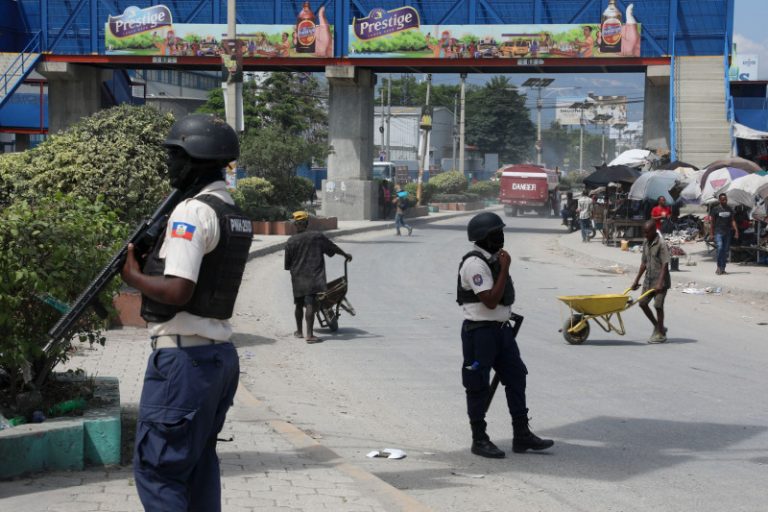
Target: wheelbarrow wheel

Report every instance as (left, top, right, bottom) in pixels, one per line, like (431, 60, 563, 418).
(325, 309, 339, 332)
(563, 315, 590, 344)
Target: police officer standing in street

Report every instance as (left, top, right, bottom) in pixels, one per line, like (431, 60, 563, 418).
(457, 212, 554, 458)
(121, 114, 253, 511)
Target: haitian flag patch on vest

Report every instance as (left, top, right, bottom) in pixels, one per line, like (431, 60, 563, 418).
(171, 222, 196, 241)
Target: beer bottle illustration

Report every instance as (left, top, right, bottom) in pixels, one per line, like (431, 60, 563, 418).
(600, 0, 623, 53)
(296, 2, 316, 54)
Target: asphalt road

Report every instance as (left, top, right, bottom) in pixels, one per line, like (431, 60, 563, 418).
(231, 215, 768, 512)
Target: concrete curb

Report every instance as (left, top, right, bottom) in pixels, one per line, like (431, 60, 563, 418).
(235, 384, 435, 512)
(248, 209, 488, 261)
(0, 377, 121, 479)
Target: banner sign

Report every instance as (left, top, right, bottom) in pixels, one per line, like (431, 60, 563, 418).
(556, 96, 627, 126)
(105, 4, 333, 58)
(349, 4, 641, 59)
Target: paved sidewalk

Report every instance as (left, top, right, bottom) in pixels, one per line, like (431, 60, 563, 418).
(557, 226, 768, 303)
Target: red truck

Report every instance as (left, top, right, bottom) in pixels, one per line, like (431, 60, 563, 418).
(498, 164, 560, 217)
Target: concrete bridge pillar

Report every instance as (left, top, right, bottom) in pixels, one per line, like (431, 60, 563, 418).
(37, 62, 111, 134)
(321, 66, 378, 220)
(643, 64, 670, 153)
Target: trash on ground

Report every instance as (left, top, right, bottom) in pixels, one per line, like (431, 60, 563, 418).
(681, 287, 721, 295)
(451, 471, 486, 479)
(366, 448, 407, 459)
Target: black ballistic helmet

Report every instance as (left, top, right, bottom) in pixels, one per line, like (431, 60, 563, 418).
(164, 114, 239, 161)
(467, 212, 505, 242)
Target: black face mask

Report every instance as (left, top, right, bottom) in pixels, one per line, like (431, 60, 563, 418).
(479, 229, 505, 253)
(167, 147, 192, 189)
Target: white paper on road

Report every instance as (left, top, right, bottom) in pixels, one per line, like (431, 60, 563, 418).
(366, 448, 407, 459)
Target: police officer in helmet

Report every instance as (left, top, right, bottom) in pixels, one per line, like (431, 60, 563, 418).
(121, 114, 253, 510)
(457, 212, 554, 458)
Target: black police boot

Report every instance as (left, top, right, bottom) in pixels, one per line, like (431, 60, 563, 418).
(470, 420, 505, 458)
(512, 415, 554, 453)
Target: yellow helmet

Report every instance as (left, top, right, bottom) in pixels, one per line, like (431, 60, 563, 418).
(292, 211, 309, 222)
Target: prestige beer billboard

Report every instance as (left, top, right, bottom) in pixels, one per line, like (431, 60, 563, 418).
(105, 3, 333, 58)
(349, 3, 641, 59)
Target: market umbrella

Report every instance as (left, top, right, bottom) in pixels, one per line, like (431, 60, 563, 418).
(700, 167, 749, 203)
(700, 158, 758, 187)
(658, 160, 699, 171)
(680, 180, 702, 204)
(583, 165, 642, 188)
(705, 156, 761, 174)
(609, 149, 654, 168)
(628, 170, 680, 202)
(724, 173, 768, 207)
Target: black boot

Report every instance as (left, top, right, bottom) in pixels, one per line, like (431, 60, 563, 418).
(470, 420, 505, 458)
(512, 415, 554, 453)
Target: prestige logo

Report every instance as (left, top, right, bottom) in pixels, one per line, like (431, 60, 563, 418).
(353, 6, 420, 41)
(108, 5, 172, 38)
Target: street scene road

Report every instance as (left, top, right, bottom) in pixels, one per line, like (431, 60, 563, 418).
(233, 214, 768, 512)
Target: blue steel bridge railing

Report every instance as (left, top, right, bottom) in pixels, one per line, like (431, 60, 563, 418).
(1, 31, 42, 100)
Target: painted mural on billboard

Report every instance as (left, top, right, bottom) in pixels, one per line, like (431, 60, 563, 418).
(556, 96, 627, 126)
(105, 4, 333, 57)
(349, 2, 640, 59)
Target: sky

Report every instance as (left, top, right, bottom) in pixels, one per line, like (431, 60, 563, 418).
(734, 0, 767, 80)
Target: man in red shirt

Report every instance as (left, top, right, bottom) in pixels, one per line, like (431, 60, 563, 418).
(650, 196, 672, 232)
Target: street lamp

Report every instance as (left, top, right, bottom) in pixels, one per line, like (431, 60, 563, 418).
(570, 100, 593, 172)
(523, 77, 554, 165)
(590, 113, 614, 164)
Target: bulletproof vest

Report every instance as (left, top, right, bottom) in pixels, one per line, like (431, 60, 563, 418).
(141, 194, 253, 323)
(456, 250, 515, 306)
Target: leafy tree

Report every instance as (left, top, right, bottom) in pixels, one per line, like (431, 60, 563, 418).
(465, 76, 536, 163)
(382, 75, 462, 109)
(198, 72, 328, 215)
(198, 72, 328, 140)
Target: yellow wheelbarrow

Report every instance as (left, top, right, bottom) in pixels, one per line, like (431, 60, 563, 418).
(557, 287, 656, 344)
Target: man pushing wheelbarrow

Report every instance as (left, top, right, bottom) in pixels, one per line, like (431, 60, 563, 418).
(559, 221, 671, 344)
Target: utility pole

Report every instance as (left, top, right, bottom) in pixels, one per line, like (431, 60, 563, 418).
(580, 109, 585, 171)
(459, 73, 467, 175)
(379, 79, 385, 159)
(523, 78, 554, 166)
(570, 100, 591, 172)
(452, 93, 458, 171)
(224, 0, 242, 132)
(386, 74, 392, 161)
(417, 73, 431, 205)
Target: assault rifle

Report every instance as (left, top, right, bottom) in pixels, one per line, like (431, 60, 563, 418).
(485, 312, 524, 412)
(37, 188, 184, 387)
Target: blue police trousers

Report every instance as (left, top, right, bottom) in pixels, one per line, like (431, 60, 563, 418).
(134, 342, 239, 511)
(461, 321, 528, 421)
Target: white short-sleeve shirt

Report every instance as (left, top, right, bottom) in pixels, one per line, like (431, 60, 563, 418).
(148, 181, 236, 341)
(459, 244, 513, 322)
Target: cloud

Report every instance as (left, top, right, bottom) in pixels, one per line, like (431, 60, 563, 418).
(733, 33, 768, 79)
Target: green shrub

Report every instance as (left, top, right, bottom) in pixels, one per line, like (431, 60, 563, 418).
(404, 182, 437, 204)
(430, 171, 468, 194)
(468, 180, 500, 199)
(266, 175, 314, 213)
(0, 152, 29, 211)
(432, 192, 482, 203)
(0, 195, 128, 392)
(15, 104, 174, 224)
(232, 177, 274, 219)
